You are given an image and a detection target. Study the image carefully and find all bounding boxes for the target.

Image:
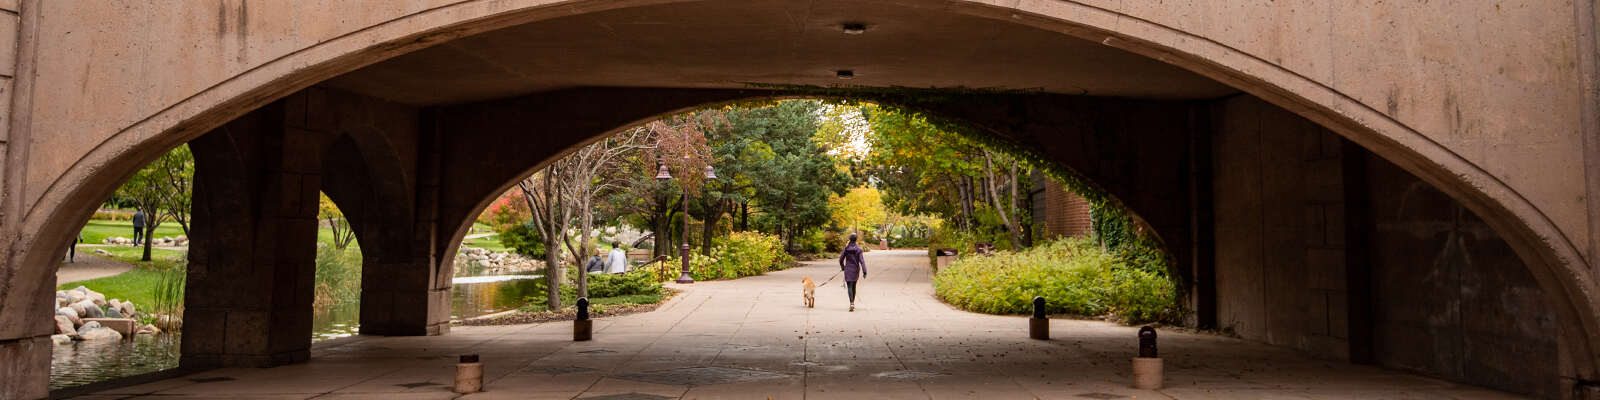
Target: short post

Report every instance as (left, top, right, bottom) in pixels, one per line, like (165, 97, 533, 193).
(455, 354, 483, 393)
(1131, 326, 1163, 389)
(1028, 296, 1049, 340)
(574, 297, 593, 341)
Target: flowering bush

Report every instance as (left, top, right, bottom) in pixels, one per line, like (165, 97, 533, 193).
(932, 237, 1178, 324)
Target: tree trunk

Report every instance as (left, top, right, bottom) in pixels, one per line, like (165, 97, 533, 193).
(700, 201, 721, 256)
(983, 152, 1024, 249)
(1013, 165, 1032, 248)
(141, 224, 154, 262)
(738, 201, 749, 231)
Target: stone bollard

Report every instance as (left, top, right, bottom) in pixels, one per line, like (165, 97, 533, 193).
(574, 297, 593, 341)
(1132, 326, 1163, 390)
(455, 354, 483, 393)
(1028, 296, 1049, 340)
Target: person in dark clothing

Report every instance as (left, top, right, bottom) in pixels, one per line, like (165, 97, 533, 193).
(64, 233, 80, 263)
(584, 249, 606, 274)
(131, 210, 146, 244)
(838, 233, 867, 311)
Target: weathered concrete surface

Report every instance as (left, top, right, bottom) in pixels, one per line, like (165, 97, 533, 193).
(73, 250, 1532, 399)
(1211, 95, 1563, 397)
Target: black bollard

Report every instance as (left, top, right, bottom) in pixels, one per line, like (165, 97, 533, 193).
(574, 297, 592, 341)
(1028, 296, 1049, 340)
(1137, 326, 1157, 358)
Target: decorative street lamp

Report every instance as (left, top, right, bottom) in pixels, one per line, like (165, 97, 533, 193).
(654, 157, 716, 284)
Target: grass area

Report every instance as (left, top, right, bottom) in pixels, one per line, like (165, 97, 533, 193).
(77, 219, 185, 244)
(589, 292, 665, 306)
(86, 245, 186, 265)
(460, 234, 508, 253)
(56, 268, 165, 307)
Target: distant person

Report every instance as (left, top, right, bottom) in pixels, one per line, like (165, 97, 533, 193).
(584, 248, 605, 274)
(64, 233, 80, 263)
(838, 233, 867, 312)
(131, 210, 146, 244)
(606, 241, 628, 274)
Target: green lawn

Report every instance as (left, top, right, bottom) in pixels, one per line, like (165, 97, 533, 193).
(56, 268, 166, 307)
(460, 233, 508, 252)
(87, 246, 186, 265)
(77, 219, 185, 245)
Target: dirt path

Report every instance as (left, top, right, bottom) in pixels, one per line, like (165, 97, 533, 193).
(55, 254, 135, 285)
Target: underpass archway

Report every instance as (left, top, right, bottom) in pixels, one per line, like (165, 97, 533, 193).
(6, 1, 1597, 398)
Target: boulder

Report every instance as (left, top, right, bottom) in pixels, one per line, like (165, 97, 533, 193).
(82, 303, 104, 319)
(64, 289, 85, 304)
(93, 249, 113, 257)
(68, 300, 90, 317)
(118, 302, 136, 317)
(55, 291, 70, 307)
(88, 292, 107, 307)
(54, 315, 77, 337)
(57, 308, 81, 327)
(105, 307, 123, 318)
(51, 334, 73, 345)
(136, 324, 160, 335)
(77, 322, 122, 341)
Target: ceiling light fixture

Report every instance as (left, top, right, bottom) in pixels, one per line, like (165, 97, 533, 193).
(836, 70, 854, 79)
(842, 23, 867, 35)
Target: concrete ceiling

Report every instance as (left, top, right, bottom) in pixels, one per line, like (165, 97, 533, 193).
(324, 0, 1239, 106)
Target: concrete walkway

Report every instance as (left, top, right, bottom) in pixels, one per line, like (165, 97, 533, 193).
(77, 250, 1525, 399)
(56, 254, 135, 285)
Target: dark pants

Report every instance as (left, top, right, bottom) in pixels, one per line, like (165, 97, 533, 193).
(846, 281, 857, 303)
(132, 226, 144, 244)
(65, 239, 75, 262)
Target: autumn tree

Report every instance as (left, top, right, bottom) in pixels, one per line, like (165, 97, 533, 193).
(318, 193, 357, 250)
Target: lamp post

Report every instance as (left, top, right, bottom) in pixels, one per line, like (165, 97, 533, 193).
(655, 160, 716, 284)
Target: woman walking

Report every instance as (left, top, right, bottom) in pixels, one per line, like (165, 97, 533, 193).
(839, 233, 867, 311)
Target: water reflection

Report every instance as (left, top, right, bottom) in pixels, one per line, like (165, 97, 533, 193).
(451, 275, 544, 319)
(49, 333, 179, 390)
(49, 274, 542, 390)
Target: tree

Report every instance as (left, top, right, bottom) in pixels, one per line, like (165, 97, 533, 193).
(861, 106, 1032, 249)
(318, 193, 357, 250)
(829, 186, 886, 237)
(737, 101, 854, 251)
(116, 145, 194, 261)
(556, 127, 651, 298)
(519, 168, 573, 309)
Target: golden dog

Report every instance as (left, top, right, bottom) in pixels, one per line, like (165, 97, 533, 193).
(801, 277, 816, 308)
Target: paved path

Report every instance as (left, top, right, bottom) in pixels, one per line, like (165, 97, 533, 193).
(79, 249, 1525, 399)
(56, 254, 134, 285)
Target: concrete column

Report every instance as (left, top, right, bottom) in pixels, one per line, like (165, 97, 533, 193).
(353, 108, 448, 336)
(182, 101, 320, 368)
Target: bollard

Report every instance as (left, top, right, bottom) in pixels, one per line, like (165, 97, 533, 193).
(1028, 296, 1049, 340)
(1131, 326, 1163, 390)
(574, 297, 593, 341)
(455, 354, 483, 393)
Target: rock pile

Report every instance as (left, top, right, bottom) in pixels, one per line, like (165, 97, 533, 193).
(50, 286, 165, 344)
(101, 235, 188, 246)
(456, 247, 542, 275)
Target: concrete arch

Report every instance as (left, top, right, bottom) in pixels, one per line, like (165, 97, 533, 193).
(5, 1, 1597, 397)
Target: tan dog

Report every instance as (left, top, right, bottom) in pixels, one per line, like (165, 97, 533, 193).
(801, 277, 816, 308)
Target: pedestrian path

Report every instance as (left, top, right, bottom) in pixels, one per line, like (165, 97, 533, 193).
(56, 254, 135, 285)
(78, 250, 1526, 399)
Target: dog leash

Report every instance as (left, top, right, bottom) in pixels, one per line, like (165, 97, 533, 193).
(819, 270, 844, 286)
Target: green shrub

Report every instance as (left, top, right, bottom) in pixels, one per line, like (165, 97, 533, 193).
(931, 237, 1177, 324)
(496, 222, 546, 258)
(658, 232, 792, 281)
(588, 269, 662, 298)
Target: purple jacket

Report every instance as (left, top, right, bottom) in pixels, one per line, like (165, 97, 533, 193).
(839, 244, 866, 282)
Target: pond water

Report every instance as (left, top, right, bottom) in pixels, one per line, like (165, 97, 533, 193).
(49, 274, 544, 390)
